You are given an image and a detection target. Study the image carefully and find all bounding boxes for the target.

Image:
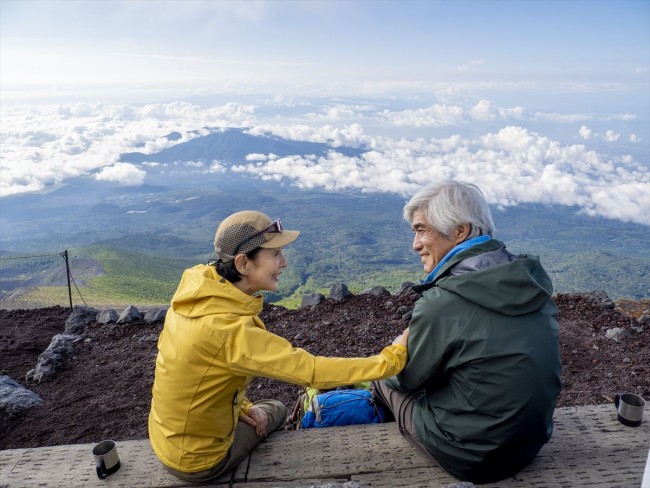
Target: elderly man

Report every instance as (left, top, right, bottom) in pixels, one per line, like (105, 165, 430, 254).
(373, 181, 561, 484)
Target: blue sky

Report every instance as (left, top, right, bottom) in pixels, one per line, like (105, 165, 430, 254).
(2, 0, 648, 103)
(1, 0, 649, 224)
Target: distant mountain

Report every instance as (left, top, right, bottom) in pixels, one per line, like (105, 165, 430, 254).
(119, 127, 366, 165)
(0, 128, 365, 228)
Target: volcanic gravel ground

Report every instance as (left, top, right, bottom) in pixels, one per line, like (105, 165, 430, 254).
(1, 293, 648, 449)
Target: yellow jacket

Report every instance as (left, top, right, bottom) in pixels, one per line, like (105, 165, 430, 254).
(148, 264, 407, 473)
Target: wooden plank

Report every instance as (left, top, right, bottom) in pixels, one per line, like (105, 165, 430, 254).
(245, 404, 649, 486)
(221, 480, 353, 488)
(1, 404, 648, 487)
(0, 440, 233, 488)
(546, 404, 649, 452)
(352, 448, 647, 487)
(0, 449, 23, 476)
(245, 423, 432, 482)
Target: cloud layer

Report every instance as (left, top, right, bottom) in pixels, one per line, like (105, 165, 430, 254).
(237, 125, 649, 225)
(0, 101, 255, 194)
(1, 98, 648, 225)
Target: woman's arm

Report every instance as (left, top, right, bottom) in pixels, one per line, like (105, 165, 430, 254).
(224, 322, 408, 389)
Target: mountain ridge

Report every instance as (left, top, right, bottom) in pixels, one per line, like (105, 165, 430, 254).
(119, 127, 366, 165)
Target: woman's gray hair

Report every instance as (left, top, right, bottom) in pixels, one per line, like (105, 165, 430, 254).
(403, 181, 495, 238)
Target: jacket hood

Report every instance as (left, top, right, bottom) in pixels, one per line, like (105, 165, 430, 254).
(170, 264, 263, 319)
(415, 240, 554, 317)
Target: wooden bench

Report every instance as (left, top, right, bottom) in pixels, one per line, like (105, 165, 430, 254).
(1, 404, 648, 487)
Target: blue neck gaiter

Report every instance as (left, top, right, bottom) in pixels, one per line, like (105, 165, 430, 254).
(422, 235, 491, 284)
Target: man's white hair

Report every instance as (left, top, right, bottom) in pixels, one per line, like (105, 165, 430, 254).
(403, 181, 495, 238)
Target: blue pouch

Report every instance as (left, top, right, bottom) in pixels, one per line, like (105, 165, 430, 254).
(300, 388, 385, 428)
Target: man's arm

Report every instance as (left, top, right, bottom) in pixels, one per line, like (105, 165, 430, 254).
(387, 290, 453, 391)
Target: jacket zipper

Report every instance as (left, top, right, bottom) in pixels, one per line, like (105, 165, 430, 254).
(229, 390, 238, 437)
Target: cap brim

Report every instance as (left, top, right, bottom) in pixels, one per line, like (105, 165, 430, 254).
(259, 230, 300, 249)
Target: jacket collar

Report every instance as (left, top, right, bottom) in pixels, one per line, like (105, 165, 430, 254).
(171, 264, 264, 319)
(412, 239, 505, 293)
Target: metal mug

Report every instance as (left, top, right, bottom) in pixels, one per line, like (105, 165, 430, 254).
(615, 393, 646, 427)
(92, 440, 121, 479)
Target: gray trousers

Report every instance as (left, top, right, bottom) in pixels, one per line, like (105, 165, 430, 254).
(164, 399, 287, 483)
(371, 379, 435, 461)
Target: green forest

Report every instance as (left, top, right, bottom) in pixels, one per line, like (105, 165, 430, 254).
(1, 189, 648, 309)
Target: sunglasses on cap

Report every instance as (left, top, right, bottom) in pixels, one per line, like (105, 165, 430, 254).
(233, 219, 283, 255)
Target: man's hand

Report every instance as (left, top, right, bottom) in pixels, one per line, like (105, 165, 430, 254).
(393, 327, 409, 347)
(239, 405, 269, 436)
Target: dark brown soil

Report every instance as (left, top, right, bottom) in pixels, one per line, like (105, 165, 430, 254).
(1, 293, 649, 450)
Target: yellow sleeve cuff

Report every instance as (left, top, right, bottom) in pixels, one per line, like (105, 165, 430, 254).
(240, 397, 253, 415)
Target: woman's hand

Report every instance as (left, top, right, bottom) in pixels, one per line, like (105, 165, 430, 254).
(239, 405, 269, 436)
(393, 327, 409, 347)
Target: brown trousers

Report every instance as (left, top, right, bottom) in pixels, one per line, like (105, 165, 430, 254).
(164, 399, 287, 483)
(371, 379, 435, 461)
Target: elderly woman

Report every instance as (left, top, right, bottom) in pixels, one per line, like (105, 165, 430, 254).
(372, 181, 561, 484)
(148, 210, 408, 483)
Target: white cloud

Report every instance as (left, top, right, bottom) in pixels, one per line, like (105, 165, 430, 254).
(246, 153, 269, 161)
(534, 112, 592, 123)
(379, 103, 466, 126)
(249, 123, 372, 149)
(233, 125, 649, 225)
(305, 103, 377, 121)
(1, 99, 648, 225)
(629, 134, 641, 143)
(369, 100, 641, 129)
(470, 100, 525, 121)
(209, 161, 226, 173)
(374, 101, 632, 127)
(610, 113, 636, 121)
(95, 162, 146, 185)
(0, 101, 256, 196)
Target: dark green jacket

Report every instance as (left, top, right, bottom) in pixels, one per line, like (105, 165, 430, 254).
(386, 239, 561, 483)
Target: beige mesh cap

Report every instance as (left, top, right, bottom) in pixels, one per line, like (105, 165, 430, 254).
(214, 210, 300, 263)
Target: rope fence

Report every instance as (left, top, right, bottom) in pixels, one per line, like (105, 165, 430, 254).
(0, 253, 62, 261)
(0, 250, 86, 310)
